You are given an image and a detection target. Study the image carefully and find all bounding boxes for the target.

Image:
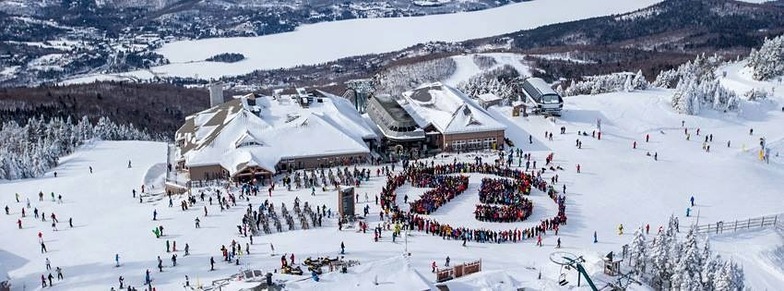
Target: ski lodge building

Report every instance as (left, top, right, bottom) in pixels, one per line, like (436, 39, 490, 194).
(367, 82, 506, 153)
(174, 89, 378, 182)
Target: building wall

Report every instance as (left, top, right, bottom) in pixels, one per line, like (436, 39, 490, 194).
(442, 130, 505, 152)
(188, 165, 228, 181)
(277, 152, 370, 171)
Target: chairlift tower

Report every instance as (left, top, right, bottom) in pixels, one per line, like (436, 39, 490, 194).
(549, 251, 598, 291)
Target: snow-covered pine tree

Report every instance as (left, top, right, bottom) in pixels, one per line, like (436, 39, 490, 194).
(633, 70, 648, 90)
(670, 227, 703, 289)
(649, 230, 673, 289)
(746, 34, 784, 81)
(629, 228, 647, 277)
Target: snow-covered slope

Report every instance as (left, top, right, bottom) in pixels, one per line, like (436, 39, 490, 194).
(2, 63, 783, 290)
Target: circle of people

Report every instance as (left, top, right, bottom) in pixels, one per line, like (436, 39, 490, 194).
(379, 161, 568, 244)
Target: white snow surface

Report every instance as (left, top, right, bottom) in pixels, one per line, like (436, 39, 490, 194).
(66, 0, 660, 82)
(2, 63, 784, 290)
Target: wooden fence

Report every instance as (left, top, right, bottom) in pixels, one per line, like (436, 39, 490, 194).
(696, 214, 780, 234)
(436, 259, 482, 282)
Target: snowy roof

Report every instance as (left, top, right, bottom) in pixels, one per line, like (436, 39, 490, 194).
(400, 82, 506, 134)
(286, 255, 435, 291)
(176, 92, 377, 175)
(476, 93, 502, 103)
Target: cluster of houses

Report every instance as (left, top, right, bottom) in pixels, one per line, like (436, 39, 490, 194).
(174, 79, 559, 183)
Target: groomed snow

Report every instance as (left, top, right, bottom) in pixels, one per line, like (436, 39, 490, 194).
(65, 0, 661, 82)
(2, 62, 783, 290)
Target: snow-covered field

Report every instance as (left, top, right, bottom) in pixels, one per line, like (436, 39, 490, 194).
(64, 0, 660, 83)
(3, 62, 784, 290)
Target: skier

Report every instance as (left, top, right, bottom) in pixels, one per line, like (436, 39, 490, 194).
(686, 207, 691, 217)
(210, 257, 215, 271)
(69, 218, 73, 228)
(41, 242, 47, 253)
(48, 273, 54, 286)
(171, 254, 177, 267)
(17, 219, 22, 229)
(537, 234, 543, 247)
(15, 193, 19, 203)
(4, 205, 8, 215)
(645, 224, 650, 234)
(115, 254, 120, 267)
(195, 217, 201, 228)
(128, 160, 132, 168)
(157, 256, 163, 272)
(645, 134, 650, 143)
(41, 274, 47, 288)
(431, 261, 437, 273)
(184, 244, 190, 256)
(445, 256, 450, 267)
(529, 135, 533, 144)
(690, 196, 695, 207)
(166, 240, 171, 253)
(556, 237, 561, 248)
(633, 141, 637, 149)
(576, 164, 581, 173)
(153, 209, 158, 221)
(654, 152, 658, 161)
(593, 231, 598, 243)
(89, 166, 93, 173)
(340, 241, 345, 254)
(119, 276, 124, 289)
(46, 257, 51, 270)
(56, 267, 63, 280)
(618, 224, 624, 235)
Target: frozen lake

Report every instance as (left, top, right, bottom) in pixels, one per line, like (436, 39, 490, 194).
(137, 0, 660, 80)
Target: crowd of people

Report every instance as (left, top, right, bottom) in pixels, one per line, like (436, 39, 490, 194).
(475, 178, 533, 222)
(407, 175, 469, 215)
(377, 160, 569, 245)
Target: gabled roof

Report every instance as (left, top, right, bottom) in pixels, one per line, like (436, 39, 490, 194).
(400, 82, 506, 134)
(177, 92, 377, 176)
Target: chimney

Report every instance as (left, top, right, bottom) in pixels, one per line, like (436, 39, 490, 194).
(208, 82, 224, 107)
